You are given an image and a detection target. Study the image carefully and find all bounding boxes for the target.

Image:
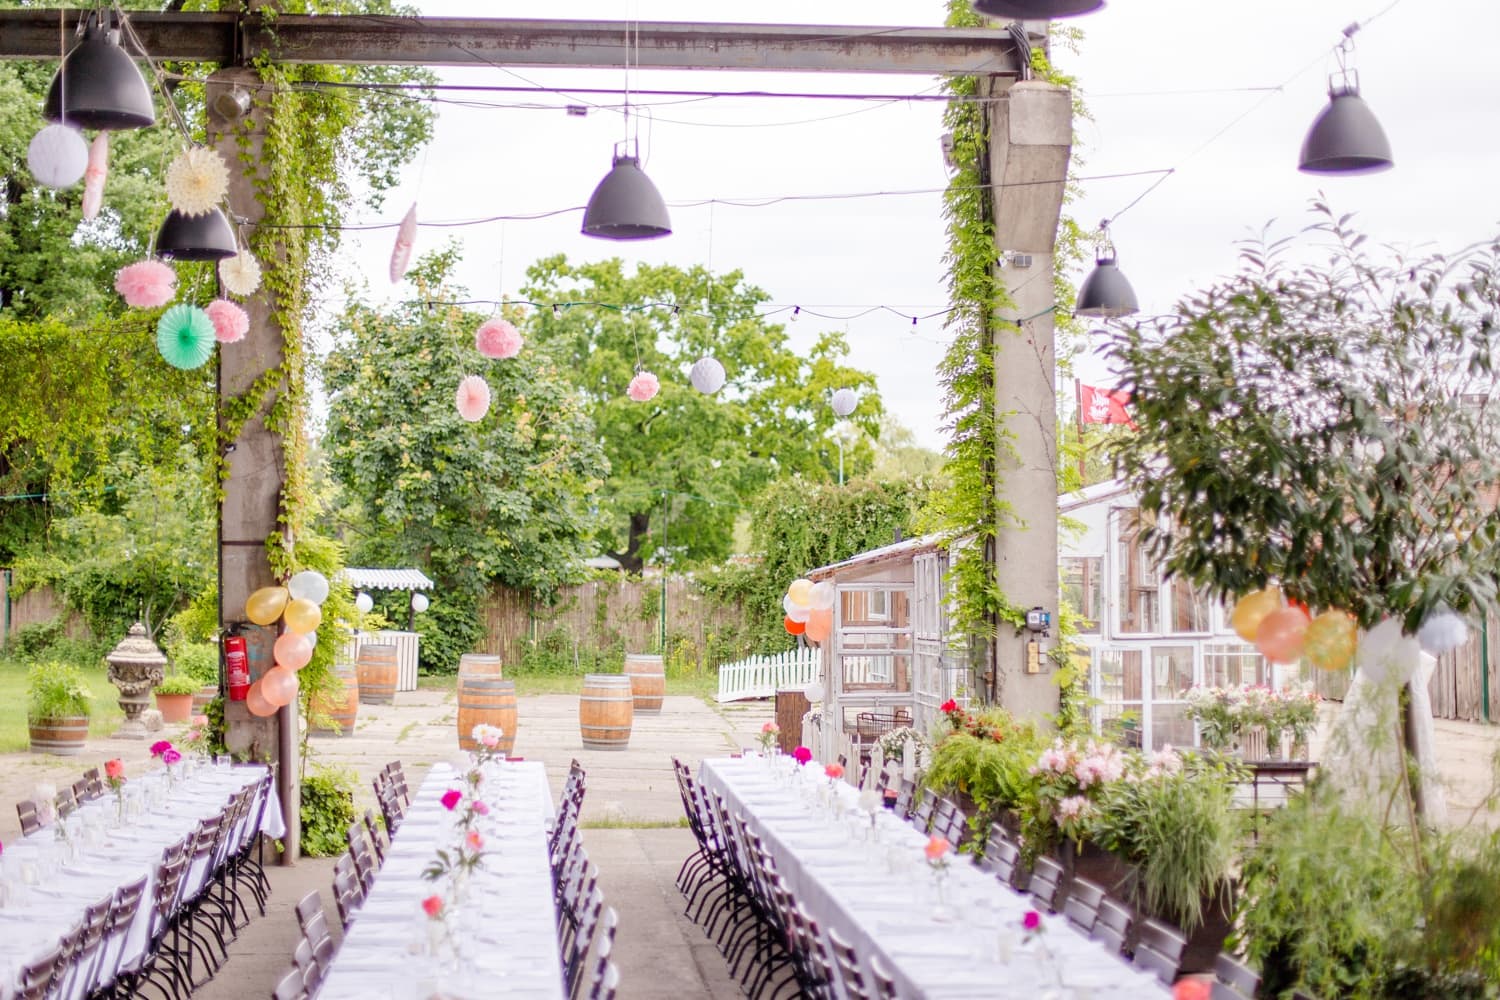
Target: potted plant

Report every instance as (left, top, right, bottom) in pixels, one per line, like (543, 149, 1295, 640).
(153, 673, 200, 723)
(171, 641, 220, 713)
(28, 661, 93, 756)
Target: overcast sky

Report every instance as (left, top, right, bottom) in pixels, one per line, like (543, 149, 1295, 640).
(333, 0, 1500, 452)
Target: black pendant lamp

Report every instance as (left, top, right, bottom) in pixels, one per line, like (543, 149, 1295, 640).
(155, 208, 238, 262)
(43, 12, 155, 131)
(1299, 26, 1392, 175)
(1075, 227, 1139, 319)
(582, 143, 671, 241)
(972, 0, 1104, 18)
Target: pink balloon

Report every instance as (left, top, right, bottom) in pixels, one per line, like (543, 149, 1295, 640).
(261, 666, 300, 708)
(273, 630, 314, 671)
(246, 681, 277, 717)
(1255, 606, 1311, 663)
(805, 607, 833, 644)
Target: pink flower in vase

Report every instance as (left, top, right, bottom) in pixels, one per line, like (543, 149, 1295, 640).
(924, 836, 950, 864)
(421, 895, 444, 918)
(473, 801, 490, 816)
(161, 749, 182, 766)
(792, 746, 812, 765)
(824, 763, 844, 780)
(150, 740, 173, 758)
(440, 789, 462, 811)
(1022, 910, 1041, 931)
(761, 722, 779, 734)
(1173, 980, 1211, 1000)
(465, 829, 484, 851)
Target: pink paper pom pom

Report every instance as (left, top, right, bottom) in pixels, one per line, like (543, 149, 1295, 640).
(389, 203, 417, 283)
(114, 259, 176, 309)
(475, 318, 523, 360)
(455, 375, 491, 422)
(205, 299, 250, 344)
(627, 371, 660, 402)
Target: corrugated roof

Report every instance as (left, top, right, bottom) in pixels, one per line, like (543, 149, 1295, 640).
(808, 533, 947, 580)
(340, 568, 435, 591)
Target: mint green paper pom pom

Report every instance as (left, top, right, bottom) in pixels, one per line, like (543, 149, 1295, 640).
(156, 303, 215, 369)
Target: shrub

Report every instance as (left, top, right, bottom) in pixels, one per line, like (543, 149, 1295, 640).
(27, 661, 92, 721)
(11, 618, 66, 660)
(300, 764, 357, 858)
(171, 641, 219, 686)
(154, 674, 201, 696)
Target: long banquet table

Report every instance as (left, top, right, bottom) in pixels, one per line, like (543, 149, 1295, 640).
(700, 756, 1172, 1000)
(0, 761, 284, 1000)
(317, 759, 565, 1000)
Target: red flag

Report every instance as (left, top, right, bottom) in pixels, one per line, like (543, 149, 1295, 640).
(1079, 384, 1136, 428)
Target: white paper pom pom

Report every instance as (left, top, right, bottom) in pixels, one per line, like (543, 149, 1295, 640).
(165, 147, 230, 217)
(219, 251, 262, 297)
(1418, 609, 1468, 657)
(831, 388, 857, 417)
(27, 125, 88, 189)
(689, 357, 726, 394)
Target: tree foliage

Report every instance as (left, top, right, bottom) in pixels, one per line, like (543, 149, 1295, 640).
(521, 257, 883, 571)
(1107, 205, 1500, 633)
(324, 256, 608, 608)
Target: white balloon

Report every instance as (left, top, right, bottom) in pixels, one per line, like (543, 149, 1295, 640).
(287, 569, 330, 605)
(411, 592, 430, 614)
(354, 592, 374, 615)
(782, 594, 810, 623)
(28, 125, 88, 189)
(804, 681, 826, 703)
(1354, 618, 1420, 686)
(810, 580, 836, 611)
(1418, 609, 1468, 657)
(689, 357, 726, 394)
(830, 388, 857, 417)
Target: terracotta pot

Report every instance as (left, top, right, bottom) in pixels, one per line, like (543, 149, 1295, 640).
(154, 692, 194, 724)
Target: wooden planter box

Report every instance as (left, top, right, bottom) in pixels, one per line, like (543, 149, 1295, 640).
(29, 716, 88, 756)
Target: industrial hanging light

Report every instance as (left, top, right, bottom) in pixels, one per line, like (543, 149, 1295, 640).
(1075, 225, 1139, 318)
(1299, 24, 1392, 174)
(581, 145, 671, 240)
(582, 17, 671, 241)
(155, 207, 238, 262)
(972, 0, 1104, 19)
(43, 11, 156, 131)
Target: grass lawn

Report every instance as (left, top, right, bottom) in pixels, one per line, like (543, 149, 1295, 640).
(0, 659, 126, 753)
(416, 670, 719, 702)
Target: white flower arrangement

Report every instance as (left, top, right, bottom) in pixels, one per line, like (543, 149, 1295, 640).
(875, 726, 931, 767)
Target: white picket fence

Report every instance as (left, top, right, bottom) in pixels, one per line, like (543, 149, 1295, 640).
(716, 648, 820, 703)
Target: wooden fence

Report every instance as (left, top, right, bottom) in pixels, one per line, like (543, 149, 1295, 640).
(716, 648, 820, 702)
(0, 575, 88, 646)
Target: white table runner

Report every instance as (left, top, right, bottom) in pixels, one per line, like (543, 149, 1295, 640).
(701, 756, 1172, 1000)
(318, 760, 564, 1000)
(0, 762, 282, 1000)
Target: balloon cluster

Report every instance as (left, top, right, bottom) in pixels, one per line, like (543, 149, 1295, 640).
(783, 577, 836, 643)
(1231, 586, 1356, 671)
(241, 570, 330, 717)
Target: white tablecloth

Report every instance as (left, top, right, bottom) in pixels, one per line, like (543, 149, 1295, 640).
(0, 762, 283, 1000)
(701, 756, 1172, 1000)
(318, 760, 564, 1000)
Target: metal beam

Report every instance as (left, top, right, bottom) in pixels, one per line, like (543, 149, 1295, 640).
(0, 10, 1021, 76)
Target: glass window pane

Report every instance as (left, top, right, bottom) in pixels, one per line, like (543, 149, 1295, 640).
(1098, 701, 1143, 748)
(842, 654, 909, 692)
(1114, 512, 1159, 633)
(840, 589, 910, 628)
(1168, 578, 1211, 633)
(1095, 648, 1143, 705)
(1150, 703, 1195, 750)
(1203, 643, 1268, 688)
(1061, 557, 1103, 633)
(1151, 646, 1195, 700)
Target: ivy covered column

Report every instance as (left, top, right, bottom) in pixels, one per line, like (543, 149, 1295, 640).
(986, 78, 1072, 720)
(209, 64, 300, 861)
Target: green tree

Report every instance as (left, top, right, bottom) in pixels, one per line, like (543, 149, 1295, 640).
(521, 257, 883, 571)
(323, 255, 609, 612)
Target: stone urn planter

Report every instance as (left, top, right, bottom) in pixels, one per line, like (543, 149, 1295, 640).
(106, 622, 166, 739)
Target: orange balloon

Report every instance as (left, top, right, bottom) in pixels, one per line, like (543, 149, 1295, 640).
(1255, 605, 1311, 663)
(273, 630, 313, 671)
(805, 607, 833, 643)
(245, 680, 278, 717)
(261, 665, 300, 707)
(784, 615, 806, 636)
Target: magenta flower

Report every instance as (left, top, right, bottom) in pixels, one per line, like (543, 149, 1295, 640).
(150, 740, 173, 758)
(161, 748, 182, 765)
(440, 789, 462, 811)
(1023, 910, 1041, 931)
(792, 746, 812, 765)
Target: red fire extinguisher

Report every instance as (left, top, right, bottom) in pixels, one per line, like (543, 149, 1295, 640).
(225, 634, 250, 702)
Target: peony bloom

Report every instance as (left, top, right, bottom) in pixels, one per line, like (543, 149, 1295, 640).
(924, 836, 950, 862)
(824, 763, 844, 780)
(440, 789, 462, 811)
(761, 722, 779, 734)
(104, 759, 124, 781)
(475, 318, 523, 360)
(421, 895, 444, 918)
(150, 740, 173, 758)
(115, 259, 177, 308)
(162, 749, 182, 765)
(205, 298, 250, 344)
(473, 801, 490, 816)
(1023, 910, 1042, 931)
(792, 746, 812, 765)
(190, 714, 209, 728)
(626, 371, 660, 402)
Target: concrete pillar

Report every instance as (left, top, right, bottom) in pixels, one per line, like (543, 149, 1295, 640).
(986, 79, 1072, 721)
(209, 65, 300, 860)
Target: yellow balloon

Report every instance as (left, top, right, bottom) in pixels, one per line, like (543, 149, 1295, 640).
(787, 578, 814, 608)
(1230, 587, 1282, 643)
(245, 586, 289, 626)
(1304, 609, 1358, 671)
(283, 597, 323, 635)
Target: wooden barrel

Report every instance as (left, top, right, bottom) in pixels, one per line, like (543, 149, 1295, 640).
(311, 658, 359, 735)
(457, 676, 517, 753)
(458, 653, 503, 678)
(29, 717, 88, 756)
(579, 675, 633, 751)
(356, 644, 398, 705)
(623, 653, 665, 714)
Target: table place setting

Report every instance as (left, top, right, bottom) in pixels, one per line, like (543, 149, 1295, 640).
(700, 754, 1172, 1000)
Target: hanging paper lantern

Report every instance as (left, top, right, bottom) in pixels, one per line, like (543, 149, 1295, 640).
(456, 375, 491, 422)
(164, 146, 230, 217)
(156, 304, 216, 370)
(831, 388, 858, 417)
(1418, 609, 1468, 657)
(475, 318, 523, 359)
(389, 202, 417, 283)
(411, 593, 430, 614)
(689, 357, 726, 394)
(1230, 587, 1282, 643)
(627, 371, 660, 402)
(1355, 618, 1420, 686)
(355, 592, 374, 615)
(27, 124, 88, 189)
(114, 259, 176, 308)
(81, 132, 109, 220)
(219, 250, 262, 297)
(204, 299, 250, 344)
